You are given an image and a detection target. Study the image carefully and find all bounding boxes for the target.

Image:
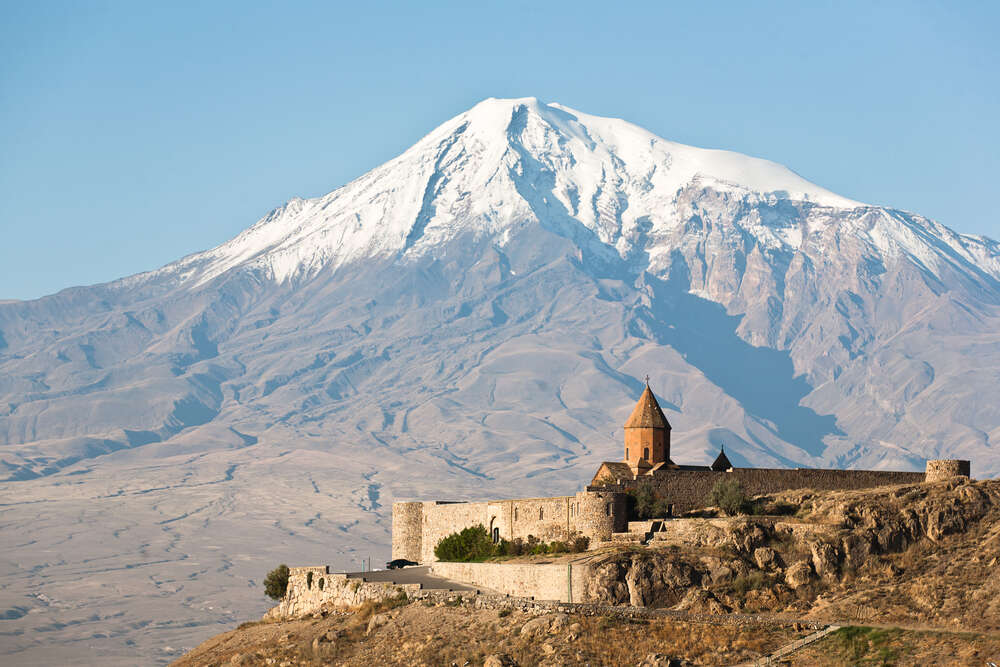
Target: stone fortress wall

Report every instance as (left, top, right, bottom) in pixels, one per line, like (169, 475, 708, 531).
(392, 460, 969, 562)
(392, 490, 627, 563)
(600, 466, 931, 515)
(926, 459, 972, 482)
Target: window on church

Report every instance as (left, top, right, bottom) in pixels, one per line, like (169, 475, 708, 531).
(643, 447, 649, 460)
(625, 448, 629, 459)
(539, 508, 544, 520)
(514, 507, 518, 521)
(605, 503, 611, 516)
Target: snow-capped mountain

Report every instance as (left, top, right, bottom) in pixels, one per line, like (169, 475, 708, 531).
(1, 98, 998, 664)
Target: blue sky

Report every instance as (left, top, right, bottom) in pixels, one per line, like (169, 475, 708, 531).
(1, 1, 997, 300)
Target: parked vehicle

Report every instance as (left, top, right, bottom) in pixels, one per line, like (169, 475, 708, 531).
(385, 558, 418, 569)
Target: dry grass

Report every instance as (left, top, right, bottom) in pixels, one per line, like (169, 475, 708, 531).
(792, 625, 1000, 666)
(173, 602, 803, 667)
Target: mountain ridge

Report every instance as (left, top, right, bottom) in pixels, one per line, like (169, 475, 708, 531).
(0, 96, 998, 665)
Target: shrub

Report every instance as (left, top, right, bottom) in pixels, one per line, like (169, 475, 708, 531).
(633, 485, 657, 519)
(434, 524, 500, 562)
(548, 541, 568, 554)
(503, 538, 526, 557)
(571, 535, 590, 553)
(318, 577, 325, 591)
(530, 541, 549, 555)
(730, 571, 769, 596)
(263, 564, 290, 600)
(306, 571, 314, 589)
(707, 478, 750, 516)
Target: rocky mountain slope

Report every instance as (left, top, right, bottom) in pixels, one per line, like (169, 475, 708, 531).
(1, 98, 998, 664)
(174, 477, 1000, 666)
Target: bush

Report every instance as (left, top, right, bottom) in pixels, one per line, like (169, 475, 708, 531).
(548, 541, 568, 554)
(434, 525, 500, 562)
(626, 486, 674, 520)
(497, 534, 590, 557)
(730, 571, 770, 595)
(707, 478, 750, 516)
(264, 564, 290, 600)
(633, 485, 657, 519)
(502, 538, 525, 557)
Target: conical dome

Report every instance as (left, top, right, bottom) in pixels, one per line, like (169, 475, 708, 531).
(711, 448, 733, 471)
(625, 385, 671, 429)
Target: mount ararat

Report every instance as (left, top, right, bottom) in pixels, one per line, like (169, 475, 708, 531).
(1, 97, 998, 664)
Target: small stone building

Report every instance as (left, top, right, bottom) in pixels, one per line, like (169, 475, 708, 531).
(392, 381, 971, 562)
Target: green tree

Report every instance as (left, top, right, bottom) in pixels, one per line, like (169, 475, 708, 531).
(632, 485, 657, 519)
(434, 525, 500, 562)
(707, 478, 750, 515)
(264, 564, 290, 600)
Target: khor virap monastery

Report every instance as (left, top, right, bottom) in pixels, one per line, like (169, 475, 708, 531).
(392, 384, 971, 563)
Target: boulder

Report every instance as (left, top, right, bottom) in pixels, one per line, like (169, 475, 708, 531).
(709, 564, 734, 585)
(484, 655, 518, 667)
(784, 560, 814, 589)
(809, 541, 840, 579)
(586, 561, 629, 604)
(520, 613, 569, 638)
(728, 521, 770, 555)
(673, 588, 730, 615)
(366, 612, 391, 635)
(625, 555, 699, 607)
(840, 532, 873, 572)
(753, 546, 781, 571)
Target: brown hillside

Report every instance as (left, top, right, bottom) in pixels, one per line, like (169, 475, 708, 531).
(174, 478, 1000, 666)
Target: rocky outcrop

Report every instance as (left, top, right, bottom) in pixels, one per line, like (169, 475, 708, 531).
(783, 561, 814, 589)
(587, 554, 700, 607)
(581, 479, 998, 616)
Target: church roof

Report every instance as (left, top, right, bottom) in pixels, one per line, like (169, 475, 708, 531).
(624, 385, 671, 429)
(711, 448, 733, 471)
(591, 461, 634, 485)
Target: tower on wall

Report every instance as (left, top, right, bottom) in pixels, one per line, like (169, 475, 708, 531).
(624, 382, 672, 475)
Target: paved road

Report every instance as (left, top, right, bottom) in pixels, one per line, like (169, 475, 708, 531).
(339, 565, 480, 591)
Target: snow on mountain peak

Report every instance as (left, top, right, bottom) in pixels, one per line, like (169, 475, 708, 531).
(161, 98, 881, 286)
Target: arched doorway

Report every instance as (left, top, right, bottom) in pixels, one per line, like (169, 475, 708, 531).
(489, 516, 499, 543)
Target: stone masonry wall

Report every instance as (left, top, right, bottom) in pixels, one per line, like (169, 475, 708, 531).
(430, 561, 593, 603)
(600, 468, 928, 514)
(925, 460, 971, 482)
(391, 502, 423, 561)
(269, 567, 417, 619)
(396, 491, 629, 563)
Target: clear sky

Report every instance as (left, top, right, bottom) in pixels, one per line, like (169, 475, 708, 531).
(1, 1, 997, 301)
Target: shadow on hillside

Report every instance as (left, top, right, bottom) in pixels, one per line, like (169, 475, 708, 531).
(639, 268, 842, 458)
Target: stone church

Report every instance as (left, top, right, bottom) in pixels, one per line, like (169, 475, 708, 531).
(391, 383, 970, 563)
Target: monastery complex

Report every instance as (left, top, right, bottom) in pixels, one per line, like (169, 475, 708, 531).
(392, 384, 971, 563)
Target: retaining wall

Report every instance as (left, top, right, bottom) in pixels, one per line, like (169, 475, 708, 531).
(430, 560, 592, 603)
